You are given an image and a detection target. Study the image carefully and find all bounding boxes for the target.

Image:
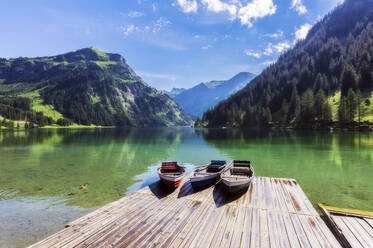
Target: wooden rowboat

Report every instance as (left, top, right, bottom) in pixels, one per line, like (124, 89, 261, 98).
(157, 161, 186, 188)
(221, 160, 254, 193)
(190, 160, 226, 189)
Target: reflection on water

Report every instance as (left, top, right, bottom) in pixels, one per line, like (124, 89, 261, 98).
(0, 128, 372, 247)
(200, 128, 373, 211)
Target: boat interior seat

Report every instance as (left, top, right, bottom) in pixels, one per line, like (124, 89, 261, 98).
(234, 162, 251, 167)
(161, 161, 179, 172)
(231, 167, 253, 176)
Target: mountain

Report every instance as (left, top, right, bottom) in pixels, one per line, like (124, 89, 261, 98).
(162, 88, 186, 98)
(169, 72, 255, 118)
(197, 0, 373, 128)
(0, 48, 192, 127)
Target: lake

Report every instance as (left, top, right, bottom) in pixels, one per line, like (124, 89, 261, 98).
(0, 128, 372, 247)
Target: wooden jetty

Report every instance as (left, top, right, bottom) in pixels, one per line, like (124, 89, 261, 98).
(319, 203, 373, 248)
(30, 176, 342, 248)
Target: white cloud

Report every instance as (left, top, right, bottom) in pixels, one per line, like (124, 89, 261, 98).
(262, 60, 275, 65)
(201, 0, 237, 17)
(176, 0, 198, 13)
(263, 46, 273, 56)
(244, 49, 261, 58)
(272, 42, 291, 52)
(291, 0, 307, 15)
(137, 71, 177, 81)
(263, 42, 290, 55)
(295, 23, 312, 42)
(201, 44, 212, 50)
(265, 30, 283, 38)
(173, 0, 277, 28)
(152, 3, 157, 12)
(194, 34, 200, 38)
(238, 0, 277, 27)
(247, 41, 290, 58)
(127, 11, 144, 18)
(153, 17, 172, 33)
(122, 25, 136, 36)
(121, 17, 171, 37)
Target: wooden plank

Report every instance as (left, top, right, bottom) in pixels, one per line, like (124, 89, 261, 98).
(342, 216, 373, 247)
(29, 176, 339, 248)
(312, 216, 342, 248)
(356, 218, 373, 238)
(249, 207, 260, 248)
(31, 193, 154, 248)
(112, 197, 190, 247)
(75, 195, 179, 248)
(267, 210, 281, 248)
(173, 203, 214, 247)
(240, 207, 253, 248)
(259, 177, 267, 210)
(366, 218, 373, 228)
(268, 178, 280, 211)
(167, 203, 210, 247)
(263, 177, 274, 210)
(290, 213, 312, 248)
(220, 206, 240, 248)
(274, 212, 292, 248)
(135, 200, 202, 248)
(297, 214, 322, 248)
(282, 212, 301, 248)
(229, 206, 245, 248)
(209, 206, 233, 247)
(278, 180, 295, 212)
(332, 216, 364, 248)
(291, 180, 318, 216)
(189, 204, 225, 248)
(259, 209, 270, 248)
(272, 178, 287, 212)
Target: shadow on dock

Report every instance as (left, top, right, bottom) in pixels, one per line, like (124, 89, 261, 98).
(213, 181, 248, 207)
(148, 180, 177, 199)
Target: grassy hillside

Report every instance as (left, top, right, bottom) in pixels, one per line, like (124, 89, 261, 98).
(0, 48, 192, 127)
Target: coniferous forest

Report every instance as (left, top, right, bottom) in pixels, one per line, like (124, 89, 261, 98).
(197, 0, 373, 129)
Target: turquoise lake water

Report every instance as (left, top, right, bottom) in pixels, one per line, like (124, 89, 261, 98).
(0, 128, 372, 247)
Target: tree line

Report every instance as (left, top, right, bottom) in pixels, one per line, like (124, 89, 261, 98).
(0, 97, 72, 128)
(197, 0, 373, 129)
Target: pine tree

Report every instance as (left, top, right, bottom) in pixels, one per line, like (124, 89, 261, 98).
(314, 89, 326, 120)
(338, 97, 348, 122)
(288, 86, 301, 122)
(300, 89, 314, 122)
(347, 88, 357, 121)
(322, 101, 333, 121)
(340, 65, 358, 97)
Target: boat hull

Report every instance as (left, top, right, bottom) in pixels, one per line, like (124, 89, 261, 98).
(157, 168, 185, 189)
(190, 174, 220, 189)
(221, 178, 252, 194)
(160, 178, 183, 188)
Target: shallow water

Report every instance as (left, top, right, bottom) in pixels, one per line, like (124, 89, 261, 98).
(0, 128, 372, 247)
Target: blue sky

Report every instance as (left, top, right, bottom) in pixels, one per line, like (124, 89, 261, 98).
(0, 0, 342, 90)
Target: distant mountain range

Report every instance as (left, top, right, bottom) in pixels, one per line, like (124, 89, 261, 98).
(162, 88, 186, 98)
(165, 72, 255, 118)
(197, 0, 373, 128)
(0, 48, 192, 127)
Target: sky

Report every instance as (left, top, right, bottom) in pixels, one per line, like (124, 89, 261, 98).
(0, 0, 343, 90)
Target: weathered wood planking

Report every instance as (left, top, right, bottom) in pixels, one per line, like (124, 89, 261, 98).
(29, 177, 341, 248)
(319, 203, 373, 248)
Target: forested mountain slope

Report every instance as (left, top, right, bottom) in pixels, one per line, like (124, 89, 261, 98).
(0, 48, 192, 127)
(171, 72, 255, 118)
(197, 0, 373, 128)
